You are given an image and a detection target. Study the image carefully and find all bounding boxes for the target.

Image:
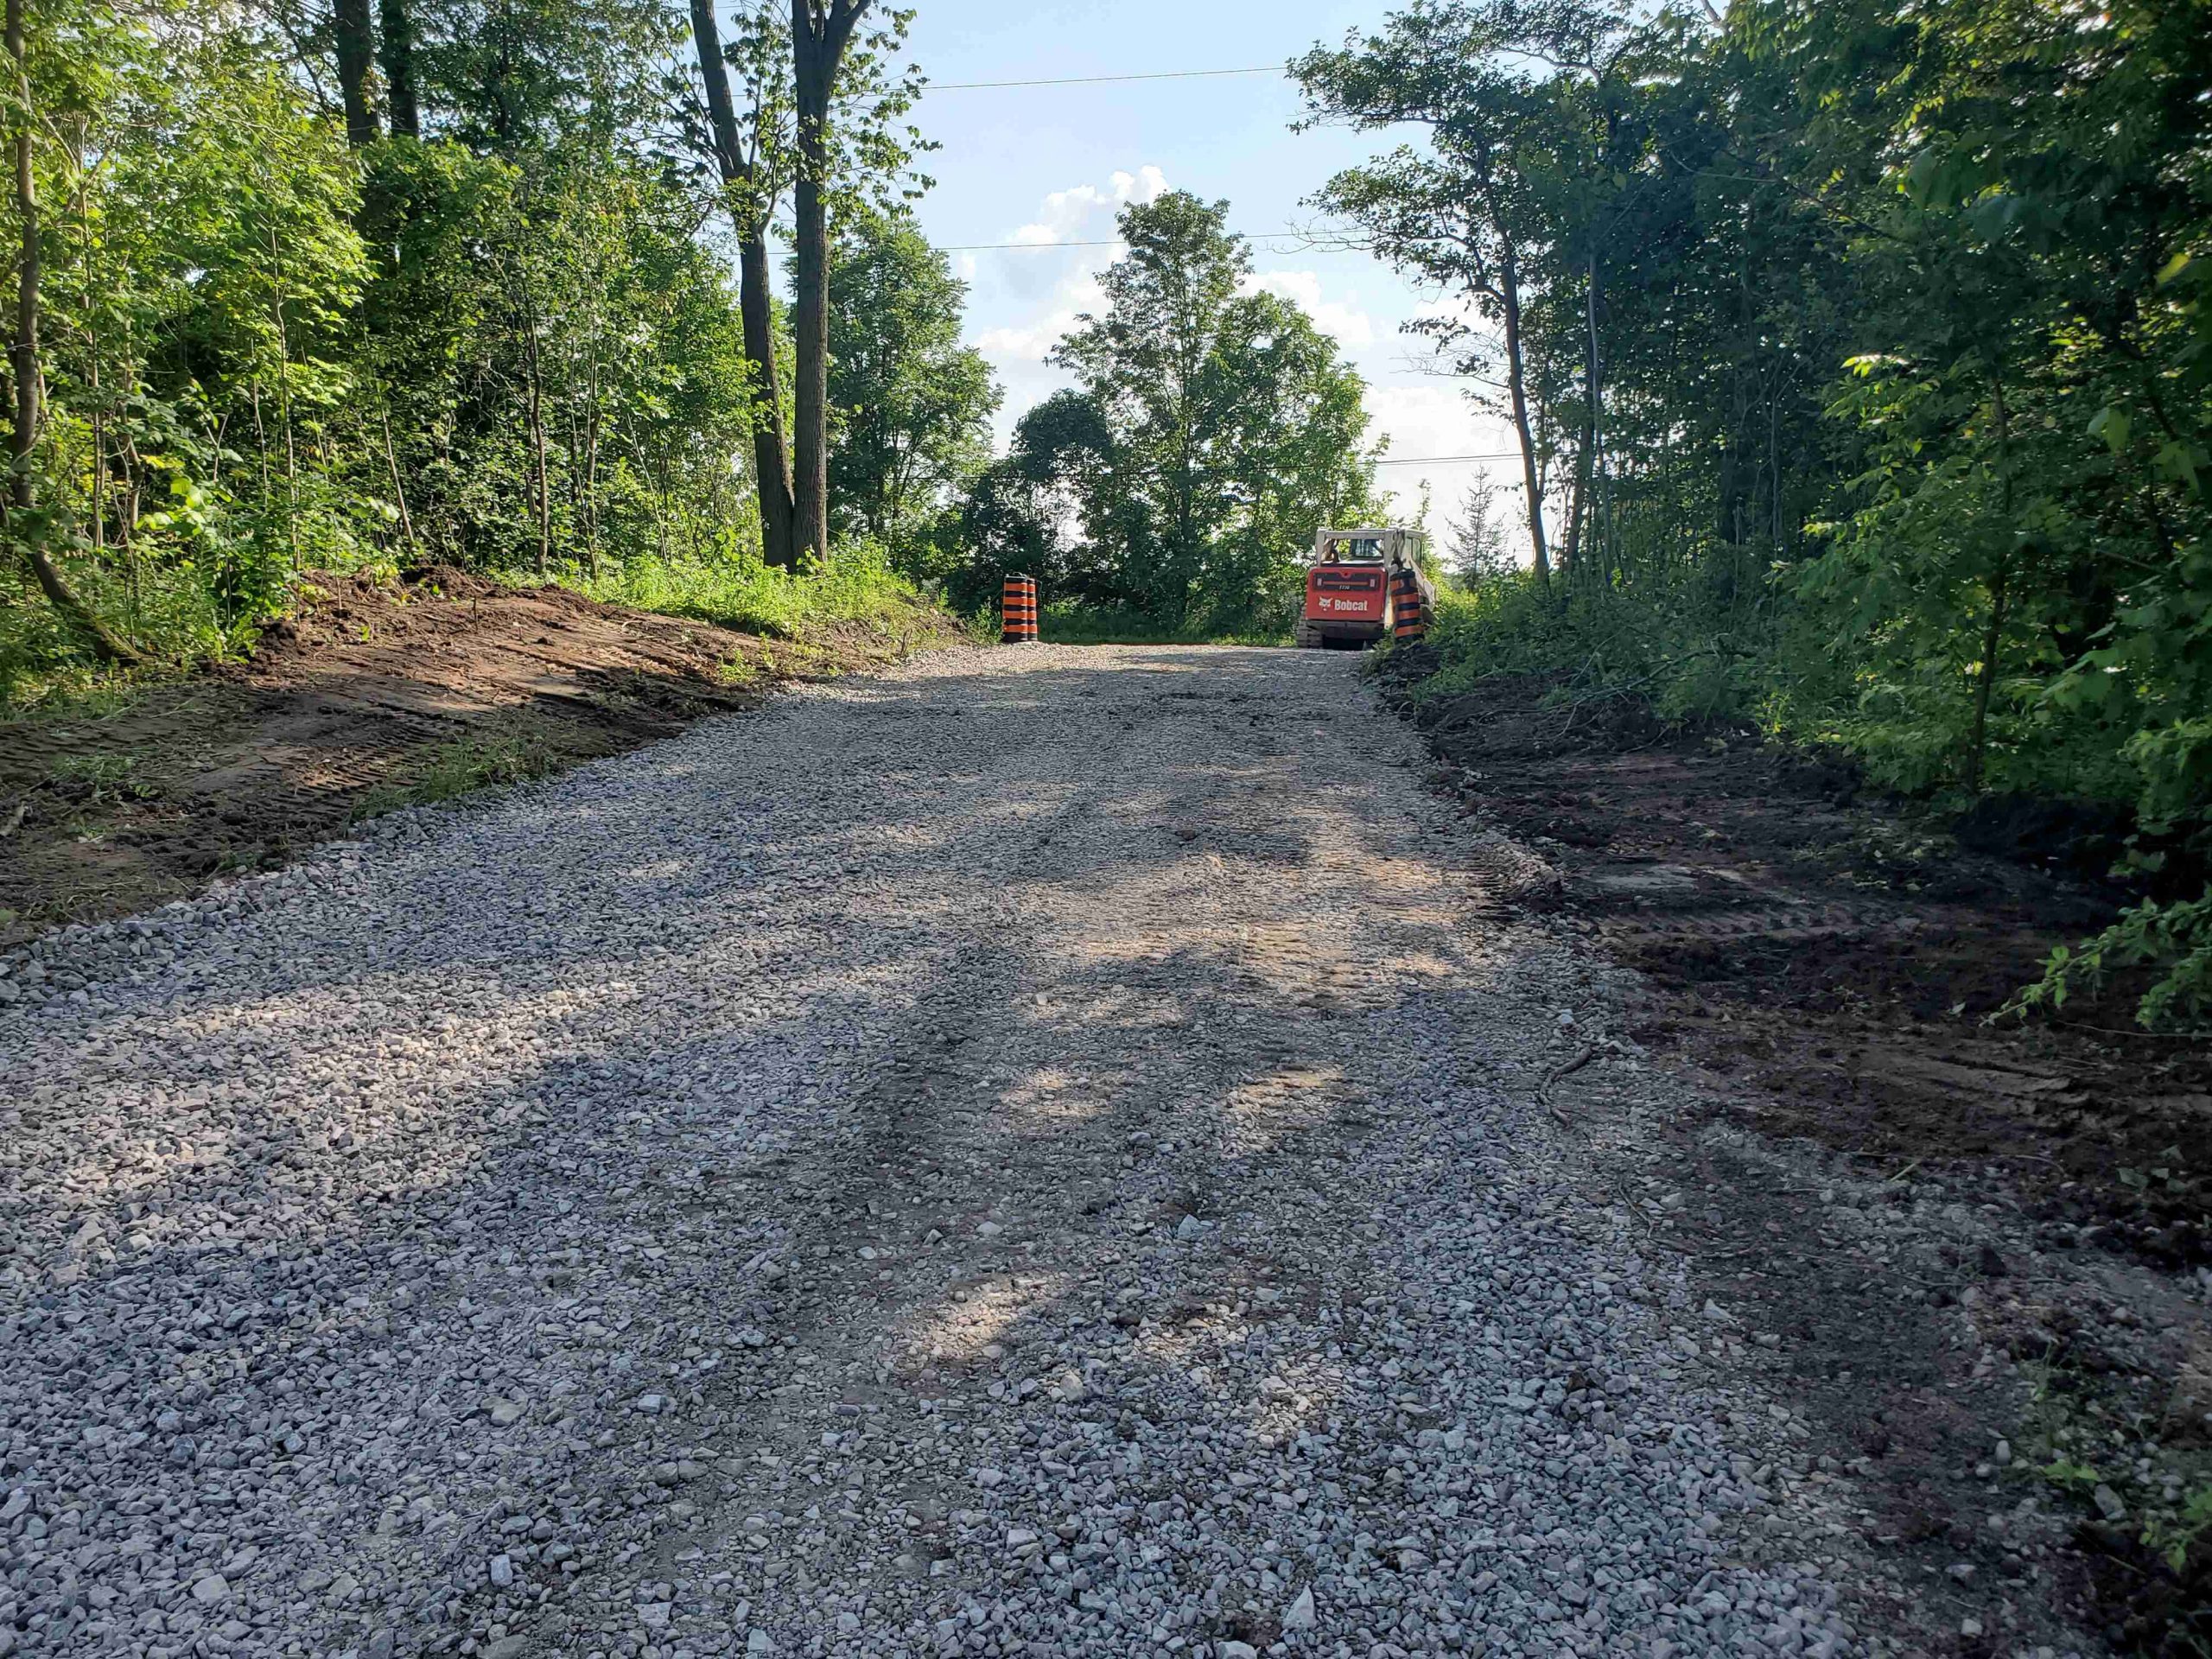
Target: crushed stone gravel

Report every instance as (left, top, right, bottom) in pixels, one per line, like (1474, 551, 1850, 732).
(2, 645, 1897, 1656)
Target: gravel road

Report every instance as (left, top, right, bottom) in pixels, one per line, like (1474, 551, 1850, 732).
(2, 645, 1872, 1658)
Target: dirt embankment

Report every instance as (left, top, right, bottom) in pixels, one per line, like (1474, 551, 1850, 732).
(1377, 652, 2212, 1656)
(1, 569, 959, 947)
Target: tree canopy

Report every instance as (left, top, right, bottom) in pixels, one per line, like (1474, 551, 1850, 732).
(0, 0, 969, 687)
(1295, 0, 2212, 1024)
(827, 212, 998, 571)
(971, 192, 1385, 628)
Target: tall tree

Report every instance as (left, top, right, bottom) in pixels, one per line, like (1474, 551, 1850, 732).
(4, 0, 134, 661)
(690, 0, 798, 567)
(332, 0, 379, 144)
(1294, 0, 1633, 587)
(1044, 192, 1382, 623)
(787, 0, 869, 563)
(378, 0, 419, 137)
(826, 211, 996, 563)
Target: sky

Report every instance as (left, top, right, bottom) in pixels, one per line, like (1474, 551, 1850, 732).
(880, 0, 1522, 549)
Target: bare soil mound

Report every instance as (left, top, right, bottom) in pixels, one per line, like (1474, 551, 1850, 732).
(1385, 658, 2209, 1262)
(1, 570, 957, 944)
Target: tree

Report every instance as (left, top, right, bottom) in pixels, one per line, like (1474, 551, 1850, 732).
(826, 211, 995, 566)
(332, 0, 378, 144)
(1294, 0, 1636, 588)
(788, 0, 870, 563)
(4, 0, 136, 660)
(960, 389, 1111, 609)
(1446, 476, 1511, 586)
(378, 0, 419, 137)
(1039, 191, 1383, 625)
(1286, 0, 2212, 1023)
(414, 0, 677, 151)
(687, 0, 921, 569)
(689, 0, 798, 567)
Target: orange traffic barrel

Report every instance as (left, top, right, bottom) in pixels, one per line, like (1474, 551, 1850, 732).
(1392, 568, 1427, 643)
(1001, 574, 1039, 644)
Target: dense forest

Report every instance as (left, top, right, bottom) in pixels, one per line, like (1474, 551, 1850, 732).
(1290, 0, 2209, 1027)
(0, 0, 1007, 680)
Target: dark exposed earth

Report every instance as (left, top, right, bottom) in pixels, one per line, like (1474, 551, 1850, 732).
(1378, 649, 2212, 1656)
(1, 569, 957, 947)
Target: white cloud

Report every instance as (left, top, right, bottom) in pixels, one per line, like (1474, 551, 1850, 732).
(1362, 382, 1524, 543)
(974, 315, 1077, 361)
(1239, 270, 1376, 348)
(971, 273, 1105, 363)
(1112, 165, 1169, 207)
(1367, 383, 1493, 456)
(1008, 165, 1169, 245)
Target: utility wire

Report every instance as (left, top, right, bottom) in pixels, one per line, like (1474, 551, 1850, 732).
(1373, 452, 1522, 466)
(938, 238, 1128, 250)
(938, 233, 1310, 251)
(922, 67, 1285, 91)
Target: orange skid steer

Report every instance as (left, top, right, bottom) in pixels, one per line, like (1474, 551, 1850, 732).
(1294, 526, 1434, 650)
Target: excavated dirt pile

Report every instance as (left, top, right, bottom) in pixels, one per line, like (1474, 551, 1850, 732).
(1, 569, 957, 945)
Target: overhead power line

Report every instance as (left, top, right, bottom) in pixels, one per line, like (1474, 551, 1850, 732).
(923, 66, 1286, 91)
(938, 233, 1309, 251)
(1373, 453, 1523, 466)
(938, 238, 1128, 251)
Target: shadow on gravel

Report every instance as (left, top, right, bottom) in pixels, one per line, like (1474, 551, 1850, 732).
(9, 645, 1984, 1656)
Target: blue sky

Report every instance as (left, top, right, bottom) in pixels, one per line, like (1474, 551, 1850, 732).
(887, 0, 1519, 544)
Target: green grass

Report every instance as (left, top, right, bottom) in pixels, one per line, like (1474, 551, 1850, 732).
(2, 557, 259, 715)
(551, 544, 927, 640)
(46, 750, 161, 804)
(7, 540, 943, 724)
(353, 728, 567, 819)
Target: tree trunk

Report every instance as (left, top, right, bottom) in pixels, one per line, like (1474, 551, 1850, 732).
(1497, 237, 1549, 585)
(583, 353, 601, 578)
(378, 394, 418, 557)
(1584, 250, 1606, 586)
(691, 0, 798, 568)
(738, 229, 798, 567)
(790, 0, 868, 565)
(333, 0, 380, 146)
(1560, 442, 1587, 575)
(1474, 153, 1548, 586)
(523, 305, 550, 575)
(5, 0, 134, 664)
(268, 219, 302, 570)
(379, 0, 420, 138)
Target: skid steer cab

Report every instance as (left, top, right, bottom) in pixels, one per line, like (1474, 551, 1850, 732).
(1295, 526, 1434, 650)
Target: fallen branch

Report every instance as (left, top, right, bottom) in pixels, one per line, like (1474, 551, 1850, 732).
(1540, 1043, 1599, 1125)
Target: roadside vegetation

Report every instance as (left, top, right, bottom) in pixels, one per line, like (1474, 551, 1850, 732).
(0, 0, 974, 712)
(1302, 0, 2210, 1030)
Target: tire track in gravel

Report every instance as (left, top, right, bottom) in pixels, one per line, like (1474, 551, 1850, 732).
(3, 645, 1910, 1659)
